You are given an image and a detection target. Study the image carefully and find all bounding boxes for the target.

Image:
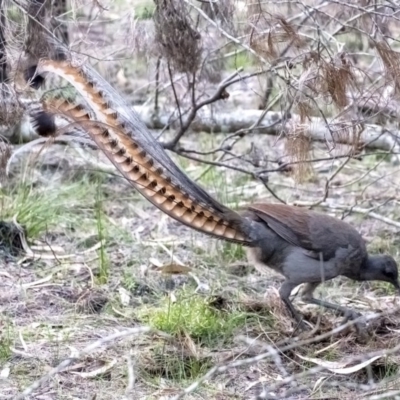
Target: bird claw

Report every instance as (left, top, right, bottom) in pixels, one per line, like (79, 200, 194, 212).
(339, 309, 369, 341)
(293, 316, 313, 333)
(341, 309, 362, 322)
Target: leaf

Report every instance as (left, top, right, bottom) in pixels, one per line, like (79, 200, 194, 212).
(296, 353, 382, 374)
(156, 263, 192, 275)
(118, 287, 131, 306)
(70, 358, 117, 379)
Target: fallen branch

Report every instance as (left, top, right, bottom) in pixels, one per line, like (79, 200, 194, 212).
(6, 102, 399, 154)
(133, 106, 400, 152)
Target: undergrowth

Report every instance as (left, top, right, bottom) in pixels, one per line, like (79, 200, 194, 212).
(137, 287, 249, 345)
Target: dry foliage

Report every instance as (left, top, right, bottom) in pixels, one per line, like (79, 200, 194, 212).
(284, 122, 313, 182)
(248, 12, 305, 61)
(153, 0, 202, 73)
(375, 40, 400, 95)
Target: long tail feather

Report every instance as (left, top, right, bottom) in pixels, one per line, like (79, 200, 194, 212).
(34, 94, 250, 244)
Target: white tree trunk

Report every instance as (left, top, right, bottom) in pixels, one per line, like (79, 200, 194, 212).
(134, 106, 399, 152)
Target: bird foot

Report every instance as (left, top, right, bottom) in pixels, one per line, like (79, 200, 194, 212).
(292, 315, 314, 334)
(295, 320, 310, 332)
(339, 309, 369, 341)
(341, 309, 362, 323)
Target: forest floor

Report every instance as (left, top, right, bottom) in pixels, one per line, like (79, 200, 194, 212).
(1, 125, 400, 399)
(1, 1, 400, 398)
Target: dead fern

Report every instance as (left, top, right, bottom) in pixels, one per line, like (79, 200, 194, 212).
(296, 99, 314, 122)
(375, 41, 400, 95)
(284, 121, 312, 183)
(321, 54, 355, 109)
(248, 12, 305, 61)
(330, 120, 364, 155)
(153, 0, 202, 74)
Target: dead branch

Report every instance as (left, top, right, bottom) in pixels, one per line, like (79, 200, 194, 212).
(133, 105, 400, 153)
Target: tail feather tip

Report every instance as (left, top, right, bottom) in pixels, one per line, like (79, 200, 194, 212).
(24, 66, 45, 89)
(30, 111, 56, 137)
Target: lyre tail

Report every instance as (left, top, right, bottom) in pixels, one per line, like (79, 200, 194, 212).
(33, 95, 251, 244)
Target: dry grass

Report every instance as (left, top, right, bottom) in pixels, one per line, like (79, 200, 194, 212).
(1, 127, 400, 399)
(2, 1, 400, 398)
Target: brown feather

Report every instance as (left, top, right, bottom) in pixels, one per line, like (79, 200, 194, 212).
(247, 203, 313, 249)
(247, 203, 367, 260)
(41, 96, 248, 243)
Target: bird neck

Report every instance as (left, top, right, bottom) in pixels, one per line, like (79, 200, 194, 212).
(359, 256, 380, 281)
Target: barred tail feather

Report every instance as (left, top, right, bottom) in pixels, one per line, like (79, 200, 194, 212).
(32, 97, 251, 244)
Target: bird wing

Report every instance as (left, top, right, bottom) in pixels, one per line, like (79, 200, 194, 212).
(248, 203, 367, 262)
(248, 203, 316, 251)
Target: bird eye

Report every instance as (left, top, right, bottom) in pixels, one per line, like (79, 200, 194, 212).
(384, 266, 397, 279)
(385, 270, 395, 279)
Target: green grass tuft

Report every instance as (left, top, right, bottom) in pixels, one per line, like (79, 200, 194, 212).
(0, 322, 14, 362)
(0, 182, 74, 238)
(94, 187, 110, 284)
(141, 343, 212, 381)
(138, 288, 246, 344)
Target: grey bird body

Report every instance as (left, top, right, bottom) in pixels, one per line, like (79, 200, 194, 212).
(241, 203, 399, 327)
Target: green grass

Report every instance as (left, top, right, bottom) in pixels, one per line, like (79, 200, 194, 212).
(138, 287, 248, 345)
(0, 182, 85, 239)
(94, 187, 110, 284)
(41, 86, 78, 104)
(122, 269, 138, 292)
(135, 3, 155, 20)
(6, 5, 24, 24)
(226, 50, 256, 70)
(0, 323, 14, 362)
(0, 167, 129, 253)
(219, 241, 246, 263)
(140, 343, 212, 381)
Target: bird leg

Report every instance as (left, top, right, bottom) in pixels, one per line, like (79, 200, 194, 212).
(279, 281, 310, 331)
(300, 282, 367, 333)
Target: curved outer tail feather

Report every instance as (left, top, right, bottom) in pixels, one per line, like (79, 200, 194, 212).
(33, 84, 251, 244)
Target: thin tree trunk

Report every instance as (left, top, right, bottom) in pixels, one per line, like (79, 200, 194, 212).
(0, 0, 7, 82)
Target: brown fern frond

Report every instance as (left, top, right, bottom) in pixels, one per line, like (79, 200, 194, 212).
(153, 0, 202, 73)
(248, 13, 305, 61)
(330, 120, 364, 154)
(284, 121, 312, 183)
(277, 16, 304, 48)
(321, 54, 355, 109)
(375, 41, 400, 94)
(296, 100, 314, 123)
